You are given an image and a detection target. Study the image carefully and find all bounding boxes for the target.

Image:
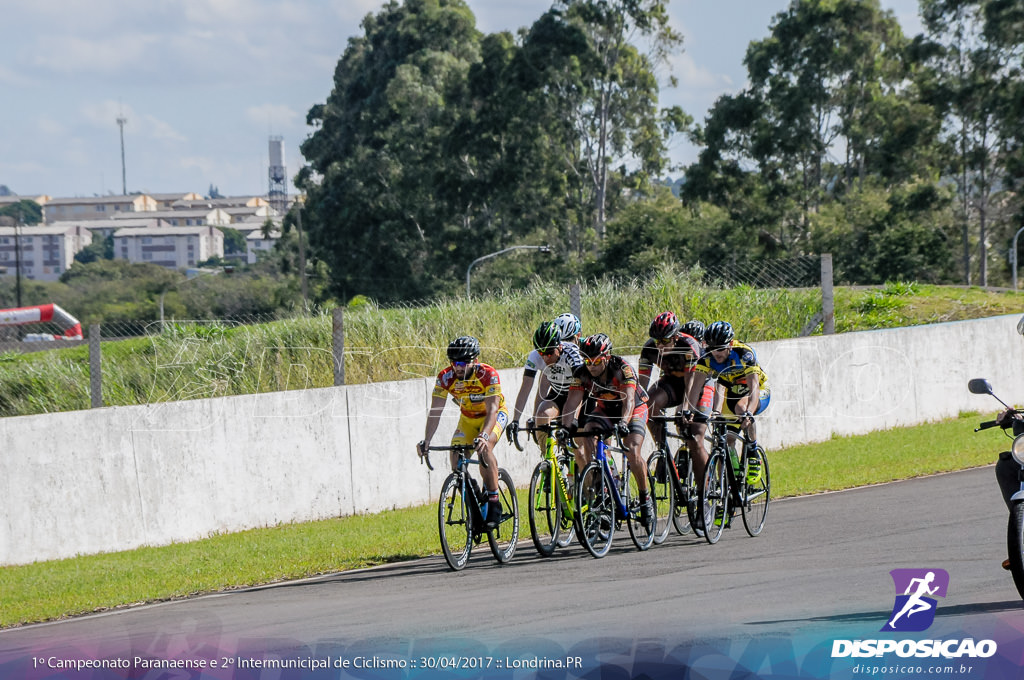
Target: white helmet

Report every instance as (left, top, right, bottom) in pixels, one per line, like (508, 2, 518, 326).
(553, 313, 581, 342)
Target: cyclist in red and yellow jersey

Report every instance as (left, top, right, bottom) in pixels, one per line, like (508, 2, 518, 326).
(417, 336, 509, 526)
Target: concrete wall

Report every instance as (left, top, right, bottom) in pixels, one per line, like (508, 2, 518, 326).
(2, 315, 1023, 566)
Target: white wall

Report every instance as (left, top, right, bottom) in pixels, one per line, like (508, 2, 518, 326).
(2, 315, 1023, 566)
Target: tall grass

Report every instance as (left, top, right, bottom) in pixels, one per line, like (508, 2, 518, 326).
(0, 269, 1020, 418)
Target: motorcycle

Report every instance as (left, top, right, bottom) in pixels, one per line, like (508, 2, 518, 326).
(968, 377, 1024, 599)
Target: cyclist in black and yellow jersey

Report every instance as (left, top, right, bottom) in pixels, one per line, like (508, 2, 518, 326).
(687, 321, 770, 525)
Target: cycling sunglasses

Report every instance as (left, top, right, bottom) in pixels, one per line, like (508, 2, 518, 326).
(583, 355, 607, 365)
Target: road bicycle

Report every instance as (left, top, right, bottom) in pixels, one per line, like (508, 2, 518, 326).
(420, 444, 519, 571)
(698, 412, 770, 544)
(512, 420, 579, 557)
(574, 427, 659, 557)
(645, 413, 700, 542)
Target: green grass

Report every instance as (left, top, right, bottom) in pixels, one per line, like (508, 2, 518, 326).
(0, 410, 1006, 629)
(1, 273, 1022, 418)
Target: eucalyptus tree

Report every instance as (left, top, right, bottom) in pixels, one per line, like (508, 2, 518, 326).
(298, 0, 482, 302)
(915, 0, 1019, 285)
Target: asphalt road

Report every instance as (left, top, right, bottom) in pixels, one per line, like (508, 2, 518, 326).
(4, 467, 1024, 677)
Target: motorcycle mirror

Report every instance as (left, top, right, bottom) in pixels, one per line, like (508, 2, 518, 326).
(968, 378, 993, 395)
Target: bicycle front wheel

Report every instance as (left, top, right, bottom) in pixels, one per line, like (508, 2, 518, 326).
(625, 464, 656, 551)
(438, 473, 473, 571)
(487, 468, 519, 563)
(576, 462, 615, 558)
(740, 445, 770, 537)
(700, 452, 728, 545)
(528, 460, 561, 557)
(646, 449, 674, 545)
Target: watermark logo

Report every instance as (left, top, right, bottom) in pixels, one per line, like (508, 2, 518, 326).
(882, 568, 949, 632)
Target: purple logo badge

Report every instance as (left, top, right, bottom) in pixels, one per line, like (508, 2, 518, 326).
(882, 568, 949, 632)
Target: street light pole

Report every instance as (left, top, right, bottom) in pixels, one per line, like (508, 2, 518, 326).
(466, 245, 552, 298)
(1013, 224, 1024, 290)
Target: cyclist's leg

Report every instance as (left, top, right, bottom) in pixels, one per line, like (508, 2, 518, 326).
(534, 393, 562, 447)
(625, 403, 649, 495)
(646, 384, 670, 444)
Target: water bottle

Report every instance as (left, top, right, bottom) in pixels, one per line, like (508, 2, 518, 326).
(696, 377, 715, 417)
(607, 455, 621, 491)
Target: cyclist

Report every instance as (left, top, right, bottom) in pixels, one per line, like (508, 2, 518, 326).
(637, 312, 703, 447)
(552, 312, 582, 345)
(561, 333, 654, 531)
(418, 336, 508, 527)
(687, 321, 770, 527)
(507, 320, 585, 447)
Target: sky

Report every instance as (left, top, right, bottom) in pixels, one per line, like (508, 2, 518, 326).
(0, 0, 923, 201)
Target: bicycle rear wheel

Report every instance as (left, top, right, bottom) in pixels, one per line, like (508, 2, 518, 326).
(438, 472, 473, 570)
(487, 468, 519, 563)
(576, 462, 615, 558)
(625, 464, 656, 551)
(700, 452, 728, 545)
(740, 446, 770, 537)
(528, 460, 561, 557)
(645, 449, 674, 545)
(672, 448, 695, 536)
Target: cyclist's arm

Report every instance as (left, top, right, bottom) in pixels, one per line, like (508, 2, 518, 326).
(620, 385, 636, 428)
(535, 371, 552, 410)
(422, 393, 448, 446)
(512, 369, 537, 423)
(637, 345, 655, 392)
(561, 388, 584, 428)
(477, 394, 501, 452)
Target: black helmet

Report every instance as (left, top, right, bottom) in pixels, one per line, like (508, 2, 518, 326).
(704, 321, 734, 349)
(447, 336, 480, 362)
(680, 319, 705, 342)
(649, 311, 681, 340)
(533, 321, 562, 353)
(579, 333, 612, 359)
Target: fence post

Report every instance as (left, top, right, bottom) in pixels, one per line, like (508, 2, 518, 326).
(333, 307, 345, 386)
(89, 324, 103, 408)
(570, 283, 582, 322)
(821, 253, 835, 335)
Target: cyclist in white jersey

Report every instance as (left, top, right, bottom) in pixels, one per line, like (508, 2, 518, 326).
(508, 320, 586, 447)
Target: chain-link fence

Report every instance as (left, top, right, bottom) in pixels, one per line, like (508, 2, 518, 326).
(0, 256, 834, 418)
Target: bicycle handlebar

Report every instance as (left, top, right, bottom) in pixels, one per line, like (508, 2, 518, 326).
(419, 443, 490, 472)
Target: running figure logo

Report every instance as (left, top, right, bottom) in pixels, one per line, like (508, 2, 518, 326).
(882, 568, 949, 632)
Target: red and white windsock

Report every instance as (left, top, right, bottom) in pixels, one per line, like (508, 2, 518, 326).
(0, 304, 83, 339)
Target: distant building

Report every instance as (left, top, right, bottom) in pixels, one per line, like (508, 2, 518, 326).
(147, 192, 203, 210)
(0, 224, 91, 281)
(171, 196, 269, 210)
(44, 194, 158, 223)
(0, 194, 51, 212)
(247, 229, 281, 264)
(49, 217, 166, 239)
(112, 225, 224, 270)
(110, 208, 233, 227)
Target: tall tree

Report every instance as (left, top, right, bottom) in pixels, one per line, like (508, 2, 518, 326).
(915, 0, 1017, 285)
(299, 0, 482, 302)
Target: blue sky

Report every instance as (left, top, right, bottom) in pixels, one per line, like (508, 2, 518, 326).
(0, 0, 922, 200)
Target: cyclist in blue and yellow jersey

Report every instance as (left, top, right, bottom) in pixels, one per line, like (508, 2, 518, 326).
(687, 321, 770, 526)
(638, 312, 703, 447)
(418, 336, 509, 527)
(508, 320, 586, 448)
(560, 333, 654, 531)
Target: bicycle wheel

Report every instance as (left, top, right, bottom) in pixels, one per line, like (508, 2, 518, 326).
(645, 450, 673, 545)
(528, 461, 561, 557)
(487, 468, 520, 563)
(438, 472, 473, 571)
(576, 461, 615, 558)
(740, 445, 770, 537)
(672, 448, 695, 536)
(700, 452, 728, 545)
(624, 464, 656, 551)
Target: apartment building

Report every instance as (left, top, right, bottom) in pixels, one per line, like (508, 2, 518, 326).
(112, 226, 224, 270)
(148, 192, 203, 210)
(246, 229, 281, 264)
(111, 208, 232, 227)
(44, 194, 157, 223)
(0, 224, 91, 281)
(48, 217, 166, 239)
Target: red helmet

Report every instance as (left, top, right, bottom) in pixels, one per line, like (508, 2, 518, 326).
(580, 333, 612, 359)
(649, 311, 681, 340)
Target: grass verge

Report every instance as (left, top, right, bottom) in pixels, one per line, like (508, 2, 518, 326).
(0, 410, 1009, 628)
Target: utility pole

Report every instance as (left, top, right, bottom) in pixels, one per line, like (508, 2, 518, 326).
(116, 114, 128, 195)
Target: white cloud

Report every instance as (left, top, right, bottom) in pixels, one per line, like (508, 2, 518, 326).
(30, 34, 157, 75)
(245, 104, 301, 130)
